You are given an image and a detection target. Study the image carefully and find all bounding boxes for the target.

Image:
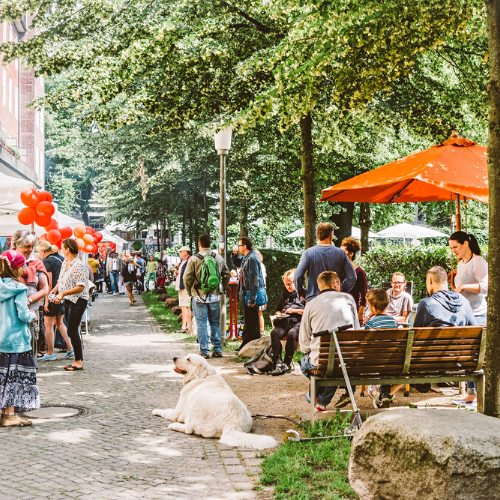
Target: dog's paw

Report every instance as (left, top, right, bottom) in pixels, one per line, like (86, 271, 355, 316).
(152, 408, 176, 420)
(168, 422, 187, 433)
(152, 408, 166, 417)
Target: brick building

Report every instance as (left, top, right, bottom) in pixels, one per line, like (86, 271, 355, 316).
(0, 15, 44, 187)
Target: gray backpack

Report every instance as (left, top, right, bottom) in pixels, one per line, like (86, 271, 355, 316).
(244, 344, 274, 375)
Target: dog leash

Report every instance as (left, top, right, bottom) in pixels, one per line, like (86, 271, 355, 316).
(251, 414, 306, 428)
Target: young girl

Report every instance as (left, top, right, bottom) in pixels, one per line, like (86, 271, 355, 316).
(0, 249, 39, 427)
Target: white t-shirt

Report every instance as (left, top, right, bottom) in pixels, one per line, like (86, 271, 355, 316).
(386, 288, 413, 317)
(112, 258, 117, 271)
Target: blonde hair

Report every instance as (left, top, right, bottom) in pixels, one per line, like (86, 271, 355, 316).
(317, 271, 339, 289)
(282, 269, 296, 281)
(36, 240, 52, 252)
(0, 259, 21, 281)
(11, 229, 37, 249)
(51, 245, 59, 254)
(366, 288, 389, 313)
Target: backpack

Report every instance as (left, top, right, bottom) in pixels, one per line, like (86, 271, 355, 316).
(195, 252, 221, 292)
(244, 344, 274, 375)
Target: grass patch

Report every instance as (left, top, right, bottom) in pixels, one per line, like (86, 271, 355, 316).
(142, 287, 179, 333)
(260, 413, 357, 500)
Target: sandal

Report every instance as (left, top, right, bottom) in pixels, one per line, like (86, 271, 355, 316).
(64, 365, 84, 371)
(37, 352, 46, 358)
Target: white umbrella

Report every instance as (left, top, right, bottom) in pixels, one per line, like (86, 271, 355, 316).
(285, 226, 380, 239)
(378, 223, 447, 242)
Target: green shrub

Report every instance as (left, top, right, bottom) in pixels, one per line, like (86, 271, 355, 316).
(358, 244, 488, 300)
(260, 249, 301, 312)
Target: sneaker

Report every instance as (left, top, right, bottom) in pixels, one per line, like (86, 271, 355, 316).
(281, 363, 292, 374)
(452, 398, 477, 407)
(113, 293, 116, 296)
(1, 414, 32, 427)
(379, 393, 395, 408)
(63, 349, 74, 358)
(38, 353, 56, 362)
(211, 351, 223, 358)
(200, 353, 210, 359)
(305, 392, 328, 411)
(271, 361, 284, 376)
(334, 393, 351, 409)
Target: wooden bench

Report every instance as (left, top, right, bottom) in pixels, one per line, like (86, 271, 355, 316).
(309, 326, 486, 423)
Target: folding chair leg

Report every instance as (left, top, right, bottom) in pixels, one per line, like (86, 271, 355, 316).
(404, 384, 410, 397)
(310, 377, 316, 426)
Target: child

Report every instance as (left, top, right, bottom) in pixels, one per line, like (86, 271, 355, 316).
(0, 250, 39, 427)
(364, 288, 402, 409)
(156, 259, 167, 292)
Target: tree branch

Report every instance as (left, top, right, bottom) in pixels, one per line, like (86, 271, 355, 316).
(221, 1, 272, 34)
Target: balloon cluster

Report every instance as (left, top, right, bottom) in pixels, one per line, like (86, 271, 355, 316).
(18, 188, 103, 253)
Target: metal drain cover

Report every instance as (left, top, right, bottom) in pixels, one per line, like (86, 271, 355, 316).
(21, 404, 91, 420)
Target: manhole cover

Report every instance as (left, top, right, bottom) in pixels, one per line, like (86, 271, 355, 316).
(20, 404, 91, 420)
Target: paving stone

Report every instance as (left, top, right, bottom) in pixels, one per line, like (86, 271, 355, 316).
(0, 293, 265, 499)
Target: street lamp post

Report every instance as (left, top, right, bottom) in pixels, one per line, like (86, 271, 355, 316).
(214, 127, 232, 345)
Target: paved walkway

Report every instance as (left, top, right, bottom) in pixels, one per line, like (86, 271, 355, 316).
(0, 293, 265, 500)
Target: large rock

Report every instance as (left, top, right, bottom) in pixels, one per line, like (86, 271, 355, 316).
(158, 294, 168, 302)
(164, 297, 179, 308)
(171, 306, 182, 316)
(349, 409, 500, 500)
(238, 336, 270, 358)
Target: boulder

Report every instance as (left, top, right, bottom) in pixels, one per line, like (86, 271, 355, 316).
(164, 297, 179, 308)
(158, 294, 168, 302)
(171, 306, 182, 316)
(349, 408, 500, 500)
(238, 336, 270, 358)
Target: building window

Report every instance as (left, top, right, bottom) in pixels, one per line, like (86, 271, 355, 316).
(8, 77, 12, 113)
(14, 87, 17, 120)
(2, 69, 5, 106)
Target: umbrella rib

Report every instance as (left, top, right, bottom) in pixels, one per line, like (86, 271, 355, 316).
(388, 179, 416, 203)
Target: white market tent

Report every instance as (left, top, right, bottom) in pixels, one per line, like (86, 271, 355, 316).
(285, 226, 380, 239)
(377, 223, 447, 242)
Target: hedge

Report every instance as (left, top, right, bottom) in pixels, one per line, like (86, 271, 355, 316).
(261, 245, 488, 305)
(260, 249, 301, 313)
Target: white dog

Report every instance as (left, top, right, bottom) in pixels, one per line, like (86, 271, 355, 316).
(153, 354, 277, 449)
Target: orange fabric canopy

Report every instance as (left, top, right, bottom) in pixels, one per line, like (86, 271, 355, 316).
(320, 134, 488, 204)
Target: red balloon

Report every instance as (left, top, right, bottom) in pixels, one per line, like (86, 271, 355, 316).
(95, 233, 103, 243)
(56, 239, 63, 249)
(37, 191, 53, 203)
(47, 229, 62, 244)
(36, 201, 55, 217)
(82, 233, 93, 244)
(39, 233, 48, 241)
(84, 244, 94, 253)
(85, 227, 94, 235)
(75, 238, 85, 251)
(43, 219, 59, 232)
(91, 243, 98, 253)
(20, 188, 39, 208)
(74, 224, 86, 238)
(17, 207, 37, 225)
(59, 226, 73, 239)
(35, 212, 52, 228)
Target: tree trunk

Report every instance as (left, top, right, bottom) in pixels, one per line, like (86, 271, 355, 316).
(203, 171, 210, 235)
(182, 212, 186, 246)
(329, 201, 354, 247)
(240, 171, 249, 238)
(485, 0, 500, 418)
(193, 191, 200, 246)
(160, 219, 166, 252)
(188, 204, 193, 250)
(156, 221, 160, 252)
(300, 112, 316, 249)
(359, 202, 371, 255)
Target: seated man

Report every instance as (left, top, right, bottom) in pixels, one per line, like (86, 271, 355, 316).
(414, 266, 477, 327)
(385, 272, 413, 322)
(299, 271, 360, 411)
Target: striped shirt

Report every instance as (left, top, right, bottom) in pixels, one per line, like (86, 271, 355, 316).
(365, 315, 399, 330)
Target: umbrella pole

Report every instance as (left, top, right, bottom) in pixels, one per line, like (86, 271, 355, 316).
(455, 193, 462, 231)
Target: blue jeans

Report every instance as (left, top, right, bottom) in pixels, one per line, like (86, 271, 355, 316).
(300, 353, 337, 406)
(109, 271, 120, 294)
(467, 313, 487, 393)
(192, 297, 222, 355)
(146, 273, 156, 290)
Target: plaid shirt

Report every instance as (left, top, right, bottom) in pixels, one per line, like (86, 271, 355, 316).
(156, 263, 166, 278)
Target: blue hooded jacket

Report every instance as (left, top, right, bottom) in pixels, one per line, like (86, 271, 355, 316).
(0, 278, 36, 354)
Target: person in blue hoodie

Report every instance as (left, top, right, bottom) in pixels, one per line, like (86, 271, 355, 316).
(413, 266, 477, 328)
(0, 249, 39, 427)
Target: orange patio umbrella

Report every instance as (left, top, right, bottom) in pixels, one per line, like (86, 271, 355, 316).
(320, 132, 488, 230)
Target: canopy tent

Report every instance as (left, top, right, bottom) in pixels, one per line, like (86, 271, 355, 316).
(320, 133, 488, 231)
(285, 226, 380, 239)
(100, 229, 127, 255)
(377, 223, 447, 242)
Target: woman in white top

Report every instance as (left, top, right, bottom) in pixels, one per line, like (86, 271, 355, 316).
(51, 239, 89, 371)
(449, 231, 488, 405)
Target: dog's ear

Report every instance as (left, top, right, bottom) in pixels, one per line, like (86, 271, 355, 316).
(195, 361, 217, 380)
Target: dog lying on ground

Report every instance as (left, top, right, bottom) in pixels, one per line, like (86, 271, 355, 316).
(152, 354, 278, 449)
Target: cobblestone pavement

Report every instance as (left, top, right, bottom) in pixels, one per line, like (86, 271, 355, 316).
(0, 293, 266, 500)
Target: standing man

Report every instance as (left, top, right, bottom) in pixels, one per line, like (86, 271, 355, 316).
(385, 272, 413, 322)
(295, 223, 357, 302)
(135, 251, 146, 293)
(184, 234, 230, 359)
(175, 246, 192, 333)
(238, 236, 265, 349)
(106, 251, 122, 295)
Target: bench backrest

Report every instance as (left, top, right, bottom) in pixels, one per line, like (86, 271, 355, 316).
(315, 326, 486, 378)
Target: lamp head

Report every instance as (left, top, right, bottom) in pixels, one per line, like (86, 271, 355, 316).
(214, 127, 232, 154)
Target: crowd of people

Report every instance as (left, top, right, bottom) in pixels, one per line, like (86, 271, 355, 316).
(0, 220, 488, 427)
